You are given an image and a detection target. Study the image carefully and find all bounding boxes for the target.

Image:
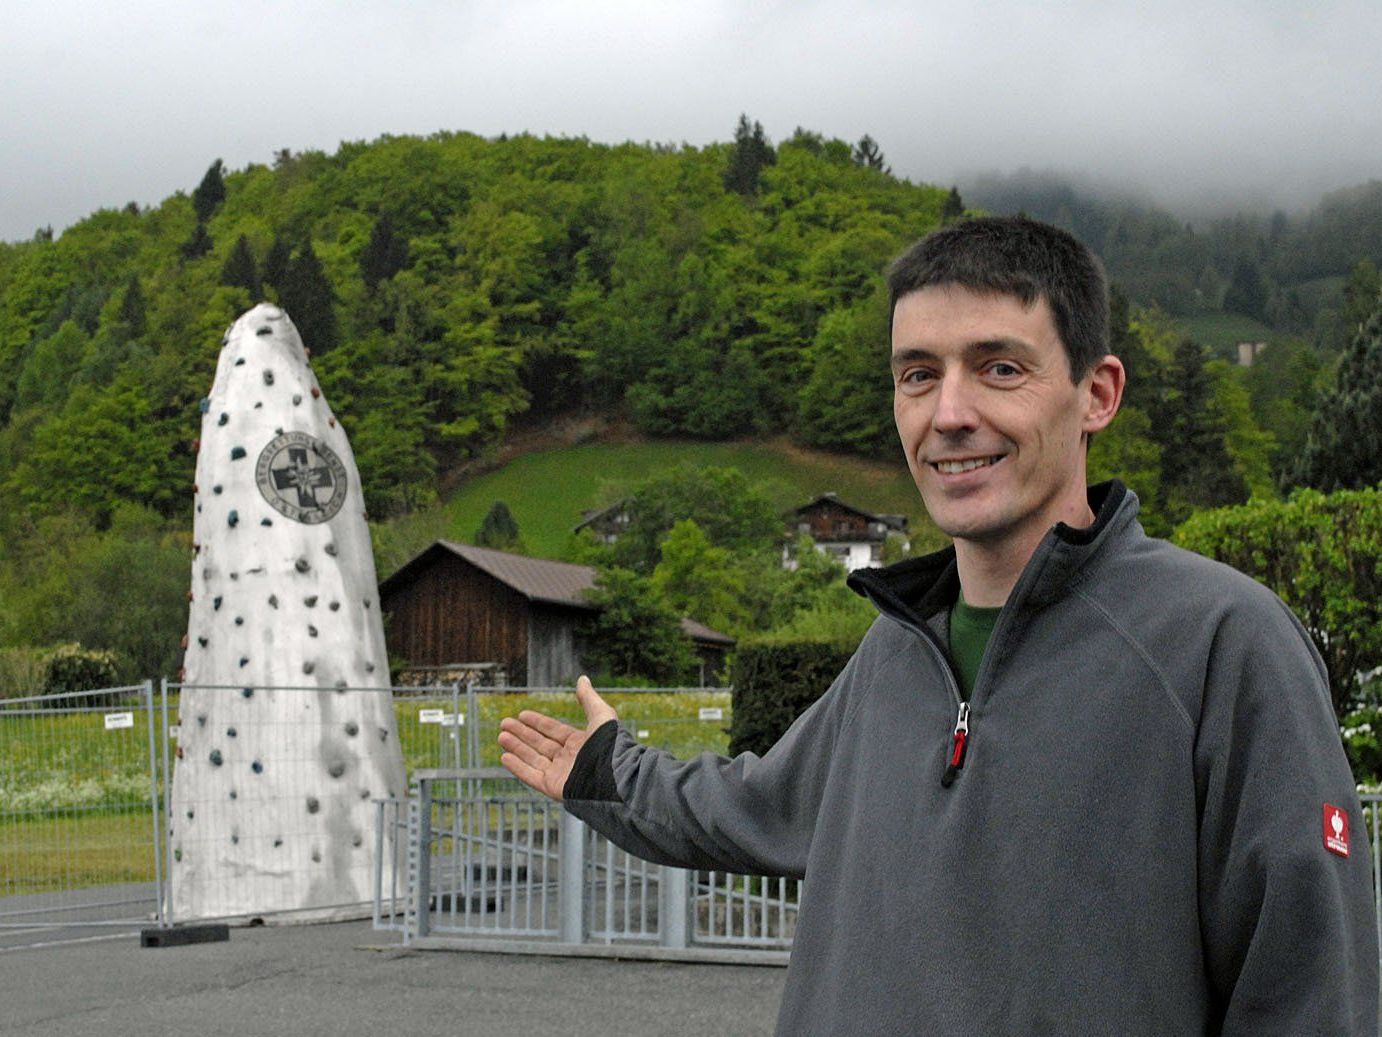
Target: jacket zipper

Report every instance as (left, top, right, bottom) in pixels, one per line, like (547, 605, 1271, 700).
(866, 609, 970, 789)
(941, 701, 970, 788)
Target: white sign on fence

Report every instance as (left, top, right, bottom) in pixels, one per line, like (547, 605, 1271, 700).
(698, 707, 724, 722)
(419, 709, 445, 724)
(169, 725, 181, 740)
(440, 713, 464, 727)
(104, 712, 135, 731)
(637, 729, 650, 739)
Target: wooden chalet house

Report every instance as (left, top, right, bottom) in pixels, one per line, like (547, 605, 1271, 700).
(785, 493, 909, 573)
(379, 541, 734, 687)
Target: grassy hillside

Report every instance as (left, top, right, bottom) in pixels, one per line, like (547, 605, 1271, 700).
(1173, 312, 1287, 359)
(372, 437, 941, 575)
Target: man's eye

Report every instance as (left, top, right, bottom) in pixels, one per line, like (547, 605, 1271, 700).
(987, 362, 1021, 378)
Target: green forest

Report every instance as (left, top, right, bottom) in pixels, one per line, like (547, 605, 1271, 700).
(0, 120, 1378, 733)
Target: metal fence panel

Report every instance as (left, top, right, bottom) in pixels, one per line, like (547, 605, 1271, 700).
(0, 683, 163, 945)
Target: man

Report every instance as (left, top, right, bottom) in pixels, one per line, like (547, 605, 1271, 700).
(499, 217, 1377, 1034)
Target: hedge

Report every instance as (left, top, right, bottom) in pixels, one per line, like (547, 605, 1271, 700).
(729, 640, 854, 757)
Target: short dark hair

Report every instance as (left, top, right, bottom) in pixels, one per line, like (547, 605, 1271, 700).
(886, 216, 1109, 382)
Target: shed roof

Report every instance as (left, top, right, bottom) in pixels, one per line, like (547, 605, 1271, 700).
(380, 541, 735, 646)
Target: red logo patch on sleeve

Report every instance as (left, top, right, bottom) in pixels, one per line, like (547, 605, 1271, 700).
(1324, 804, 1350, 858)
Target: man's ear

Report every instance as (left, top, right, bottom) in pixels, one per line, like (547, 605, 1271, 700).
(1081, 354, 1125, 436)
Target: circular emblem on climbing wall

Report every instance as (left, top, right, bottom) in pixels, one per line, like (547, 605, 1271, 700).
(255, 432, 348, 524)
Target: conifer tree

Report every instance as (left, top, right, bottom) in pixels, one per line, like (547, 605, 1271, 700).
(474, 500, 521, 550)
(118, 274, 146, 337)
(723, 114, 776, 196)
(851, 135, 890, 174)
(1159, 338, 1247, 520)
(180, 222, 213, 260)
(278, 243, 339, 354)
(263, 234, 292, 293)
(192, 159, 226, 223)
(1222, 256, 1268, 321)
(359, 214, 408, 290)
(220, 234, 260, 295)
(941, 186, 964, 223)
(1293, 299, 1382, 491)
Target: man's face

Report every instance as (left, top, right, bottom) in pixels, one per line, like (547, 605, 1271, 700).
(891, 284, 1098, 552)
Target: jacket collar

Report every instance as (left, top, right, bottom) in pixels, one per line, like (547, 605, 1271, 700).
(848, 480, 1136, 624)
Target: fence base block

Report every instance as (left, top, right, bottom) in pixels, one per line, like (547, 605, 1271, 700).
(140, 924, 230, 948)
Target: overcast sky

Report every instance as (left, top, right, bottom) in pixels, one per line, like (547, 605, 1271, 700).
(3, 0, 1380, 243)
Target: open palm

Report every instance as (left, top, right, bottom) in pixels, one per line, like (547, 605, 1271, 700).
(498, 675, 618, 801)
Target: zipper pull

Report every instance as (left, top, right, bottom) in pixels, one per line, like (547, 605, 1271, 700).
(941, 702, 970, 788)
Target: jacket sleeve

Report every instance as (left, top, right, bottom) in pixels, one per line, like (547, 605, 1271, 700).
(1195, 593, 1378, 1035)
(561, 651, 860, 879)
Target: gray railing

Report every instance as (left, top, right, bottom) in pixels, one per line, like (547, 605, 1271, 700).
(379, 767, 797, 962)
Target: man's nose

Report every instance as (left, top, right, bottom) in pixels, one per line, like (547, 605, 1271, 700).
(931, 373, 980, 433)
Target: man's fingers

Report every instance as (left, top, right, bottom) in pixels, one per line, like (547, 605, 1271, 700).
(499, 717, 564, 760)
(518, 710, 579, 745)
(497, 729, 555, 772)
(500, 752, 554, 798)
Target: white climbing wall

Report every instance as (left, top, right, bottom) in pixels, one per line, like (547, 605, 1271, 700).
(169, 303, 406, 922)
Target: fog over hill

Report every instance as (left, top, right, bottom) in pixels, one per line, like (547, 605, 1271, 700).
(4, 1, 1380, 242)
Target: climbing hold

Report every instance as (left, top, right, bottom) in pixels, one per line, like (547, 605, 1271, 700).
(363, 599, 372, 609)
(197, 715, 207, 727)
(352, 834, 363, 848)
(229, 572, 239, 581)
(256, 325, 273, 336)
(254, 402, 263, 408)
(334, 679, 347, 691)
(231, 834, 239, 844)
(268, 594, 279, 609)
(304, 348, 312, 358)
(229, 790, 237, 800)
(174, 849, 183, 862)
(234, 616, 244, 626)
(197, 636, 208, 648)
(187, 809, 194, 820)
(180, 634, 189, 649)
(344, 722, 359, 736)
(360, 789, 371, 799)
(228, 510, 239, 527)
(213, 484, 223, 494)
(378, 728, 389, 742)
(327, 761, 346, 778)
(238, 656, 249, 668)
(311, 386, 321, 398)
(294, 558, 310, 573)
(324, 543, 338, 557)
(213, 596, 222, 610)
(218, 413, 229, 426)
(311, 849, 322, 863)
(199, 397, 211, 414)
(329, 601, 340, 612)
(193, 483, 199, 494)
(230, 446, 246, 460)
(209, 750, 223, 766)
(241, 687, 253, 698)
(192, 438, 201, 451)
(263, 369, 275, 386)
(261, 518, 272, 527)
(292, 393, 302, 405)
(186, 591, 195, 602)
(306, 797, 320, 814)
(328, 417, 336, 428)
(364, 662, 375, 673)
(273, 838, 282, 848)
(252, 760, 263, 774)
(308, 625, 318, 638)
(227, 727, 237, 738)
(304, 595, 318, 607)
(303, 661, 315, 675)
(234, 357, 246, 366)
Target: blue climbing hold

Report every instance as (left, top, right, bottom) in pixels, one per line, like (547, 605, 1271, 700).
(230, 446, 246, 460)
(199, 397, 210, 414)
(228, 510, 239, 527)
(218, 413, 229, 426)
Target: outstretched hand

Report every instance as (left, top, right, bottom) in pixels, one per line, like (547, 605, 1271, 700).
(498, 675, 618, 801)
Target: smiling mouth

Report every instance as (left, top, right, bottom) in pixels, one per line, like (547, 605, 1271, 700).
(931, 454, 1006, 475)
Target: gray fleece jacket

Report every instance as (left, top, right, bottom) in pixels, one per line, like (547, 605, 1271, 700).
(564, 483, 1378, 1035)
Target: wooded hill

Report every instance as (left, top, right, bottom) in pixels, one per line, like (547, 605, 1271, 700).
(0, 122, 1375, 687)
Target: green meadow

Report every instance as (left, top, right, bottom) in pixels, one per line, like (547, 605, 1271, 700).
(2, 690, 730, 894)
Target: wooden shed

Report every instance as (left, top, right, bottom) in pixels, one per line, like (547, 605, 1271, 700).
(379, 541, 733, 687)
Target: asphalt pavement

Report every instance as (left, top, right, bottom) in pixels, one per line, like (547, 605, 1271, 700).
(0, 919, 788, 1037)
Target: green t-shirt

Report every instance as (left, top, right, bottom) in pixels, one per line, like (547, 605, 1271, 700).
(948, 595, 1002, 700)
